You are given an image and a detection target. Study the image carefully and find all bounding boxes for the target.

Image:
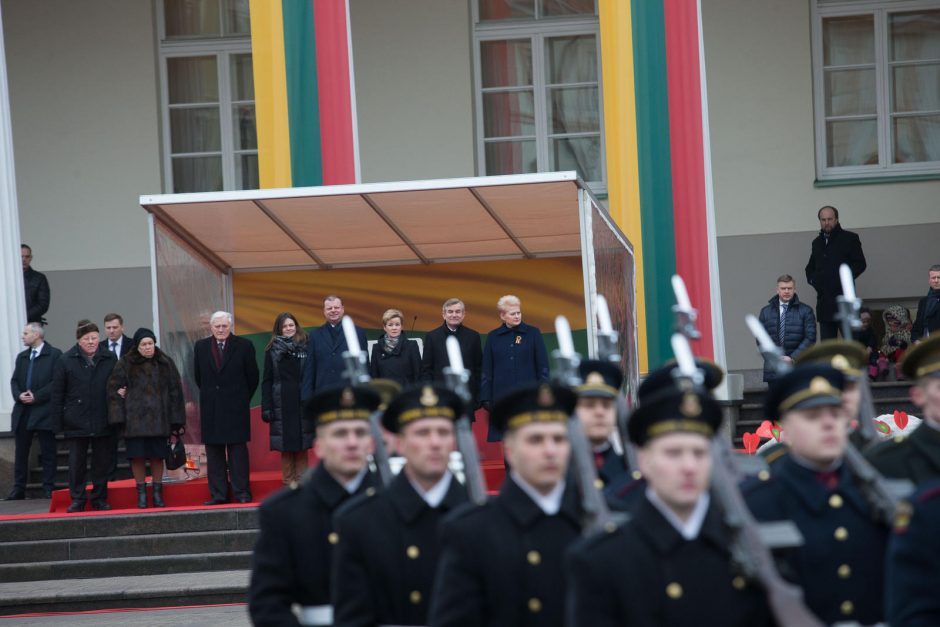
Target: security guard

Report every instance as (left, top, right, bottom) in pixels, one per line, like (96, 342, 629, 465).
(743, 364, 889, 625)
(885, 478, 940, 625)
(249, 385, 381, 627)
(331, 384, 467, 627)
(866, 334, 940, 483)
(575, 360, 627, 488)
(566, 365, 773, 627)
(429, 382, 581, 627)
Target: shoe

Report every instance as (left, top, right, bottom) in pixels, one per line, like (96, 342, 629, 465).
(152, 483, 165, 508)
(91, 501, 112, 511)
(67, 501, 86, 513)
(136, 483, 148, 509)
(236, 496, 252, 504)
(3, 490, 25, 501)
(204, 498, 228, 506)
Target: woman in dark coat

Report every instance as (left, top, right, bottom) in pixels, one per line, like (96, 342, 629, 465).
(51, 320, 118, 513)
(261, 312, 311, 485)
(108, 328, 185, 508)
(369, 308, 421, 386)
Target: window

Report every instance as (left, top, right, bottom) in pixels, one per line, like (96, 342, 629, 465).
(472, 1, 605, 189)
(158, 0, 257, 193)
(812, 1, 940, 180)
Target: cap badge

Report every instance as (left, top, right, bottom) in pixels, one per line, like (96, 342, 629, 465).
(831, 355, 849, 370)
(810, 376, 831, 393)
(420, 386, 439, 407)
(537, 385, 555, 407)
(680, 393, 701, 417)
(340, 387, 355, 408)
(585, 371, 605, 385)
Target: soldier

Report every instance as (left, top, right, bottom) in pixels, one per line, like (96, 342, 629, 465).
(866, 334, 940, 483)
(885, 478, 940, 625)
(574, 360, 627, 489)
(566, 364, 773, 627)
(429, 383, 580, 627)
(332, 384, 467, 627)
(744, 364, 889, 625)
(248, 385, 381, 627)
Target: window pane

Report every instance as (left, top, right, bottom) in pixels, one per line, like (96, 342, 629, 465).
(481, 40, 532, 88)
(233, 104, 257, 150)
(823, 15, 874, 66)
(479, 0, 535, 21)
(170, 107, 221, 153)
(546, 35, 598, 85)
(826, 119, 878, 167)
(541, 0, 595, 17)
(483, 91, 535, 137)
(485, 140, 537, 175)
(236, 153, 259, 190)
(824, 68, 876, 116)
(223, 0, 251, 36)
(893, 64, 940, 112)
(167, 57, 219, 104)
(551, 136, 601, 181)
(172, 156, 222, 193)
(549, 86, 599, 133)
(890, 10, 940, 62)
(165, 0, 221, 39)
(894, 115, 940, 163)
(231, 53, 254, 101)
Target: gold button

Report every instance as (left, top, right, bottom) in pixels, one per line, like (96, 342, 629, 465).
(666, 582, 683, 599)
(528, 597, 542, 613)
(328, 532, 339, 545)
(366, 487, 376, 496)
(758, 470, 770, 481)
(594, 478, 604, 489)
(895, 435, 906, 443)
(409, 590, 422, 605)
(632, 470, 643, 480)
(829, 494, 844, 508)
(834, 526, 848, 541)
(407, 545, 420, 559)
(604, 521, 617, 533)
(838, 564, 851, 579)
(732, 576, 746, 590)
(527, 550, 541, 565)
(840, 600, 854, 615)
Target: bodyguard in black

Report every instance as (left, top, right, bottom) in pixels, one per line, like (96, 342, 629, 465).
(421, 298, 483, 407)
(249, 385, 381, 627)
(885, 479, 940, 626)
(430, 383, 580, 627)
(332, 385, 467, 627)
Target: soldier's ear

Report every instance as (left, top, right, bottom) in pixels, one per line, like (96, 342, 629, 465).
(910, 384, 926, 408)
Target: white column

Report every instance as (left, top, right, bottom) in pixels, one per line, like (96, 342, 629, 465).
(0, 5, 25, 430)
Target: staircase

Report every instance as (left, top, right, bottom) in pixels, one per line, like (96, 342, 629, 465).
(0, 508, 257, 615)
(25, 435, 133, 497)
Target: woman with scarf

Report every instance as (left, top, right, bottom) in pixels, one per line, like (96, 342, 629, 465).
(369, 308, 421, 386)
(912, 264, 940, 342)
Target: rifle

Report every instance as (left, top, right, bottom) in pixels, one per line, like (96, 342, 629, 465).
(442, 335, 488, 505)
(341, 316, 393, 487)
(835, 263, 878, 445)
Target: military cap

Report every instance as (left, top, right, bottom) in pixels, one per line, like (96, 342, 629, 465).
(628, 384, 722, 447)
(638, 358, 724, 403)
(900, 334, 940, 380)
(382, 384, 464, 433)
(488, 383, 577, 433)
(764, 364, 845, 421)
(576, 360, 623, 398)
(306, 385, 381, 426)
(795, 339, 866, 381)
(369, 378, 402, 410)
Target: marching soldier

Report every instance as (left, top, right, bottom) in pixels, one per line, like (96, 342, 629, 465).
(430, 382, 581, 627)
(249, 385, 381, 627)
(574, 360, 628, 489)
(885, 478, 940, 625)
(866, 334, 940, 483)
(331, 384, 467, 627)
(743, 364, 889, 625)
(566, 363, 773, 627)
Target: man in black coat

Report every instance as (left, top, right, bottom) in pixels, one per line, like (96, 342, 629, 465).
(102, 313, 133, 480)
(575, 360, 629, 488)
(885, 478, 940, 625)
(911, 264, 940, 342)
(301, 295, 368, 402)
(193, 311, 259, 504)
(804, 206, 866, 340)
(421, 298, 482, 407)
(249, 385, 381, 627)
(757, 274, 816, 384)
(6, 323, 61, 500)
(430, 383, 581, 627)
(21, 244, 50, 324)
(332, 385, 467, 627)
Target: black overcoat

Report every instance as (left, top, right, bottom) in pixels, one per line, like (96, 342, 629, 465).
(11, 342, 62, 432)
(865, 422, 940, 485)
(885, 479, 940, 626)
(51, 344, 116, 437)
(107, 347, 185, 438)
(421, 323, 482, 406)
(261, 338, 312, 452)
(301, 322, 368, 401)
(369, 333, 421, 386)
(804, 223, 866, 322)
(193, 334, 259, 445)
(23, 266, 50, 323)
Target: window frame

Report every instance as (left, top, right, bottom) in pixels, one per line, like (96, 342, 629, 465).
(811, 0, 940, 181)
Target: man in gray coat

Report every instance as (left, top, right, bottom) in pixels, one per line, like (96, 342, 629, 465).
(757, 274, 816, 384)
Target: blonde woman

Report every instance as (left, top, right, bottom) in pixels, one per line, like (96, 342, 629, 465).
(369, 309, 421, 386)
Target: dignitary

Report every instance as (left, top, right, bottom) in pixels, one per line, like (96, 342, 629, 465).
(421, 298, 482, 407)
(369, 308, 421, 386)
(575, 359, 628, 488)
(102, 313, 133, 480)
(249, 385, 380, 627)
(430, 383, 581, 627)
(885, 479, 940, 625)
(302, 295, 368, 401)
(193, 311, 259, 504)
(332, 384, 467, 627)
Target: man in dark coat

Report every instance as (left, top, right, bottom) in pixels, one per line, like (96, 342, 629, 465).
(421, 298, 482, 407)
(193, 311, 259, 504)
(804, 206, 866, 340)
(885, 478, 940, 626)
(911, 264, 940, 341)
(301, 295, 368, 402)
(575, 360, 628, 488)
(757, 274, 816, 383)
(6, 323, 61, 500)
(21, 244, 50, 324)
(249, 385, 380, 627)
(102, 313, 133, 480)
(332, 385, 468, 627)
(430, 383, 582, 627)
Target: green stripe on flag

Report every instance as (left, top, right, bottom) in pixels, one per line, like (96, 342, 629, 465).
(282, 0, 323, 186)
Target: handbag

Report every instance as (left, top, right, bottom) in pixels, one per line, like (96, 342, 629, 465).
(165, 428, 186, 471)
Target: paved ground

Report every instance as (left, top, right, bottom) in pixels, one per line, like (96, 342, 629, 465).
(0, 604, 251, 625)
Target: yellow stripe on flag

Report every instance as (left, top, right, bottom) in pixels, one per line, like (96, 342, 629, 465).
(249, 0, 292, 189)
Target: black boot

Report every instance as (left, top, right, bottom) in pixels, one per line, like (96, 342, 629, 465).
(152, 483, 165, 508)
(136, 483, 148, 509)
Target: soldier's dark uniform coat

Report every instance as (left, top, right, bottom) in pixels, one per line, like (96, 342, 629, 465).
(594, 444, 628, 489)
(429, 476, 582, 627)
(865, 422, 940, 485)
(885, 479, 940, 626)
(743, 454, 889, 625)
(248, 465, 377, 626)
(331, 471, 467, 627)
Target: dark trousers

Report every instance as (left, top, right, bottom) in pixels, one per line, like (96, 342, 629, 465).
(819, 320, 841, 340)
(13, 419, 57, 492)
(67, 436, 112, 504)
(107, 431, 121, 480)
(205, 442, 251, 501)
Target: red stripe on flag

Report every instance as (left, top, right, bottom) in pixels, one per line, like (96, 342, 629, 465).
(313, 0, 356, 184)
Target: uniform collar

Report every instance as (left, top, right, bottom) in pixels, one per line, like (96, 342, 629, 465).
(407, 471, 453, 508)
(308, 464, 374, 509)
(634, 493, 727, 554)
(645, 488, 710, 540)
(510, 471, 565, 515)
(389, 471, 465, 523)
(498, 474, 581, 528)
(777, 453, 867, 515)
